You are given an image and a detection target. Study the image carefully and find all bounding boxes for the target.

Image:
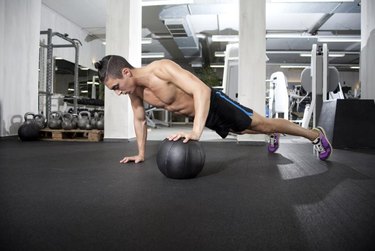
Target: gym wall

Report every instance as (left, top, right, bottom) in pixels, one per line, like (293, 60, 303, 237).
(40, 5, 105, 70)
(0, 1, 105, 137)
(0, 0, 41, 137)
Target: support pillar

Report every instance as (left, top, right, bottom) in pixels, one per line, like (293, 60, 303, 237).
(238, 0, 266, 143)
(360, 0, 375, 100)
(104, 0, 142, 139)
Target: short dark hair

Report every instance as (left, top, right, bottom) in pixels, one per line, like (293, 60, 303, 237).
(94, 55, 134, 83)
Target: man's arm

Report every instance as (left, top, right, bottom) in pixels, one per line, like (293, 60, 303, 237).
(119, 94, 147, 163)
(160, 60, 211, 142)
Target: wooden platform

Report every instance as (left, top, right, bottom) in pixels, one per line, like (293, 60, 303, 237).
(40, 129, 104, 142)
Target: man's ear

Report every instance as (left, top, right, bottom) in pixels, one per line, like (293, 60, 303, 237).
(122, 68, 131, 77)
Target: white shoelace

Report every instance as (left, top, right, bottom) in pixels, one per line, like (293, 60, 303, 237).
(269, 135, 277, 146)
(313, 139, 325, 153)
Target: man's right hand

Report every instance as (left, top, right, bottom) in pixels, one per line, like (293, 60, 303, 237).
(119, 155, 145, 164)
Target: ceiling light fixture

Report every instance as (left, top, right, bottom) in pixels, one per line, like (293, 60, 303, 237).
(266, 33, 360, 43)
(300, 53, 312, 57)
(317, 36, 361, 43)
(299, 52, 346, 57)
(141, 52, 165, 58)
(266, 50, 310, 54)
(329, 53, 345, 57)
(104, 38, 152, 45)
(191, 63, 203, 68)
(212, 35, 239, 42)
(280, 65, 308, 69)
(271, 0, 354, 2)
(266, 33, 314, 39)
(142, 0, 194, 6)
(350, 66, 360, 69)
(142, 38, 152, 44)
(210, 64, 225, 68)
(214, 51, 226, 57)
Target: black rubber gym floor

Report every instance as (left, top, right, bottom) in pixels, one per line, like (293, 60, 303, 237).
(1, 137, 374, 251)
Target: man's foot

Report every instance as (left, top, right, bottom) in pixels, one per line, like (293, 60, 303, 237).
(268, 133, 280, 153)
(312, 127, 332, 161)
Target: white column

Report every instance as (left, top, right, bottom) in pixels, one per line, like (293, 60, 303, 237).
(104, 0, 142, 139)
(0, 0, 41, 137)
(237, 0, 266, 143)
(360, 0, 375, 100)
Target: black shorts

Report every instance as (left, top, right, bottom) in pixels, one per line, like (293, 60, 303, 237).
(205, 88, 253, 138)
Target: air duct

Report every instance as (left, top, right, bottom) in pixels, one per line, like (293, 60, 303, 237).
(159, 5, 200, 59)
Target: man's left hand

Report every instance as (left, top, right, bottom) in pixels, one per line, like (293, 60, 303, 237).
(167, 131, 200, 143)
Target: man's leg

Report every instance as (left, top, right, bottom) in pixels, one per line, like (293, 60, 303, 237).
(246, 111, 319, 141)
(241, 111, 332, 160)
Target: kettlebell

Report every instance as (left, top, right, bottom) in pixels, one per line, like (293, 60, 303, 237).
(96, 112, 104, 130)
(78, 111, 91, 130)
(18, 112, 40, 141)
(34, 114, 46, 129)
(48, 111, 62, 129)
(10, 115, 23, 135)
(62, 113, 73, 130)
(90, 112, 98, 129)
(71, 114, 78, 129)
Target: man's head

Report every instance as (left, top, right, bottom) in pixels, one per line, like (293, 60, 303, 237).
(94, 55, 135, 95)
(95, 55, 134, 83)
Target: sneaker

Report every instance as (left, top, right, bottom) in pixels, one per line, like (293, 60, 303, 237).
(312, 127, 332, 161)
(268, 133, 280, 153)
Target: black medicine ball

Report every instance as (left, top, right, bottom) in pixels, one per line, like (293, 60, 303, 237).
(156, 138, 205, 179)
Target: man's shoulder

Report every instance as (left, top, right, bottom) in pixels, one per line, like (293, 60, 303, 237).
(150, 59, 174, 66)
(148, 59, 180, 76)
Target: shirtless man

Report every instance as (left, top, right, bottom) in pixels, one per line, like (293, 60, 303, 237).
(94, 55, 332, 163)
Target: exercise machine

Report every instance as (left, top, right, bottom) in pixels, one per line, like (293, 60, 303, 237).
(268, 72, 289, 119)
(222, 43, 289, 120)
(145, 105, 170, 128)
(222, 43, 239, 100)
(298, 44, 341, 128)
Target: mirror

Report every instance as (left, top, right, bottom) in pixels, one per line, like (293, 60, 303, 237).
(38, 56, 104, 115)
(54, 59, 103, 100)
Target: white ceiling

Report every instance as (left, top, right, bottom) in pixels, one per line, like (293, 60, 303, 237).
(41, 0, 361, 70)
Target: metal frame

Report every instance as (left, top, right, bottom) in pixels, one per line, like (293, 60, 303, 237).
(40, 29, 81, 119)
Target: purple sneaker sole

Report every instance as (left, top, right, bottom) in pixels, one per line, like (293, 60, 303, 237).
(268, 133, 279, 153)
(313, 127, 333, 161)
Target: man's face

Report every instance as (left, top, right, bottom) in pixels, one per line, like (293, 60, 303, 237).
(105, 68, 134, 95)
